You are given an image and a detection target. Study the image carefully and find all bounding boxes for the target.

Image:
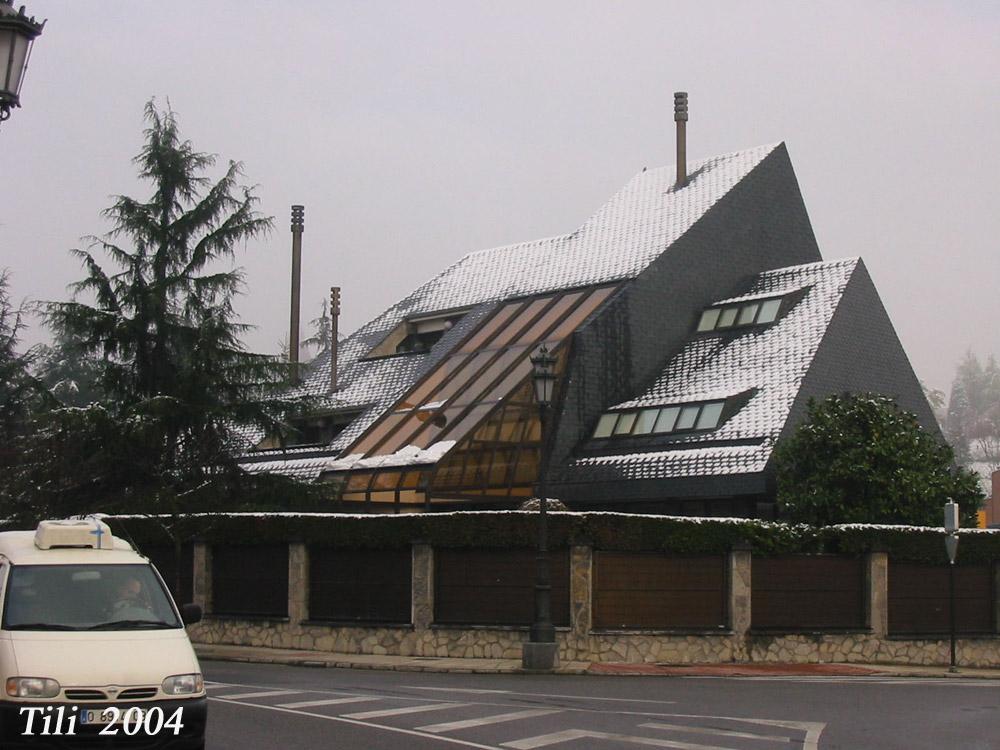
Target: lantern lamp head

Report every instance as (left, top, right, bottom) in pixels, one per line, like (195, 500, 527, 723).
(530, 345, 557, 407)
(0, 0, 45, 123)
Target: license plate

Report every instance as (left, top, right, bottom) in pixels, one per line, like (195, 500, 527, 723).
(79, 707, 145, 725)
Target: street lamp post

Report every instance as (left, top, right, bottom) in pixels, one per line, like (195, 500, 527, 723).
(0, 0, 44, 125)
(944, 499, 959, 673)
(522, 344, 558, 671)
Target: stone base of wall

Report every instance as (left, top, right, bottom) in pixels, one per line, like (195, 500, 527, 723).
(189, 619, 1000, 668)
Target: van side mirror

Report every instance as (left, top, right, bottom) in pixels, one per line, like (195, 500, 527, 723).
(180, 603, 202, 625)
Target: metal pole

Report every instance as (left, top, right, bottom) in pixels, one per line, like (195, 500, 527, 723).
(530, 402, 554, 644)
(949, 556, 957, 672)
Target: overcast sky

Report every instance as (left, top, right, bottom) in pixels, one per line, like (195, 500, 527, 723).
(2, 1, 998, 395)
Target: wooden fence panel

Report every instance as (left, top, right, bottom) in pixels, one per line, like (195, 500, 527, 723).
(435, 548, 570, 626)
(888, 562, 994, 635)
(593, 553, 727, 629)
(752, 556, 865, 630)
(309, 547, 412, 624)
(211, 544, 289, 618)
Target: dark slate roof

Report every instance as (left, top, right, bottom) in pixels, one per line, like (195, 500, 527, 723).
(559, 257, 860, 482)
(240, 144, 782, 478)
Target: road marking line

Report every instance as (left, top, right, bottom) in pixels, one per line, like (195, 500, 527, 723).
(344, 702, 469, 719)
(403, 687, 674, 705)
(658, 714, 825, 750)
(501, 728, 736, 749)
(210, 696, 506, 750)
(641, 721, 791, 743)
(418, 709, 561, 733)
(405, 686, 513, 695)
(277, 696, 378, 709)
(215, 689, 302, 700)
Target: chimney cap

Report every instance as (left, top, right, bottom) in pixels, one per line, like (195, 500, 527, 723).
(674, 91, 688, 122)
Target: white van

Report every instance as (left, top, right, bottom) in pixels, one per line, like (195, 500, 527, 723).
(0, 519, 206, 748)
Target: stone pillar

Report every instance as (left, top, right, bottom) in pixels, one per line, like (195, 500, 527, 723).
(288, 543, 309, 625)
(192, 542, 212, 614)
(570, 545, 593, 645)
(867, 551, 888, 637)
(412, 543, 434, 631)
(729, 545, 751, 660)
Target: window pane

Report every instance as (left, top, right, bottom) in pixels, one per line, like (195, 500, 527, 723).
(676, 405, 700, 430)
(757, 299, 781, 324)
(593, 413, 618, 438)
(653, 407, 680, 433)
(541, 286, 617, 344)
(633, 408, 659, 434)
(696, 401, 725, 429)
(717, 307, 738, 328)
(697, 308, 720, 332)
(513, 293, 581, 345)
(459, 302, 522, 353)
(613, 412, 637, 435)
(737, 303, 759, 325)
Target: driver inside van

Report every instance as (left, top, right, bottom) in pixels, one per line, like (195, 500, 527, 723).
(108, 576, 154, 619)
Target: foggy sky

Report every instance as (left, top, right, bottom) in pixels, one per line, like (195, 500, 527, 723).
(2, 0, 998, 396)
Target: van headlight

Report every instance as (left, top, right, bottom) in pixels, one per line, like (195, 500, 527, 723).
(6, 677, 61, 698)
(161, 674, 203, 695)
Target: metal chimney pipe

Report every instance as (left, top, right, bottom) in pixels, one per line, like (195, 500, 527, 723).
(329, 286, 341, 394)
(674, 91, 688, 188)
(289, 205, 304, 383)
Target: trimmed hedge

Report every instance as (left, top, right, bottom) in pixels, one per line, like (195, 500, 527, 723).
(91, 512, 1000, 565)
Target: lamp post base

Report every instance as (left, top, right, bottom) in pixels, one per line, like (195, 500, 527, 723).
(521, 642, 558, 671)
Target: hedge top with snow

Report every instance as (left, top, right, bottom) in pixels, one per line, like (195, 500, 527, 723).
(79, 511, 1000, 565)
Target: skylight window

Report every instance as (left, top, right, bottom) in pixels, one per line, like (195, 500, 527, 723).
(697, 295, 787, 333)
(591, 400, 728, 440)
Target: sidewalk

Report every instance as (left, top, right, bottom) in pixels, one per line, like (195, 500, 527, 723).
(194, 643, 1000, 679)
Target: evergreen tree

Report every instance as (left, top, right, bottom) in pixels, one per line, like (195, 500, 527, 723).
(945, 351, 1000, 466)
(775, 393, 982, 527)
(14, 101, 303, 521)
(0, 270, 50, 441)
(303, 298, 332, 358)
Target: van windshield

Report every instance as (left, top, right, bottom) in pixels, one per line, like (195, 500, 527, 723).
(3, 564, 181, 631)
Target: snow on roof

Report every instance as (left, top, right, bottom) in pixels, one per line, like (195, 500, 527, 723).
(239, 456, 333, 482)
(324, 441, 456, 472)
(565, 257, 860, 480)
(240, 144, 781, 475)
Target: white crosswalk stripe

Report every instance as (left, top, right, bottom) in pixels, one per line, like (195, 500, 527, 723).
(215, 689, 303, 700)
(277, 696, 379, 709)
(502, 728, 735, 749)
(640, 721, 791, 743)
(344, 702, 470, 720)
(418, 709, 561, 734)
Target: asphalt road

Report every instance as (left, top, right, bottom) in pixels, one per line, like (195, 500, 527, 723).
(203, 661, 1000, 750)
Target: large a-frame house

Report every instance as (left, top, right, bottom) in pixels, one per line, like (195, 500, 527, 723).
(241, 137, 936, 518)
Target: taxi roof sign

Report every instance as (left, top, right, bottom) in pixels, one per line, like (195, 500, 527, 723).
(34, 519, 114, 550)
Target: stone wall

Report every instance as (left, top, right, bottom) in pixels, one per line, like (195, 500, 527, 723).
(186, 543, 1000, 668)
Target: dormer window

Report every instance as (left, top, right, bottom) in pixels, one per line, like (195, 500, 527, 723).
(255, 410, 363, 450)
(366, 309, 469, 359)
(592, 399, 728, 439)
(696, 295, 788, 333)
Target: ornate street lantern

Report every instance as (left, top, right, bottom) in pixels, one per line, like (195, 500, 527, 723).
(530, 345, 557, 407)
(0, 0, 45, 123)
